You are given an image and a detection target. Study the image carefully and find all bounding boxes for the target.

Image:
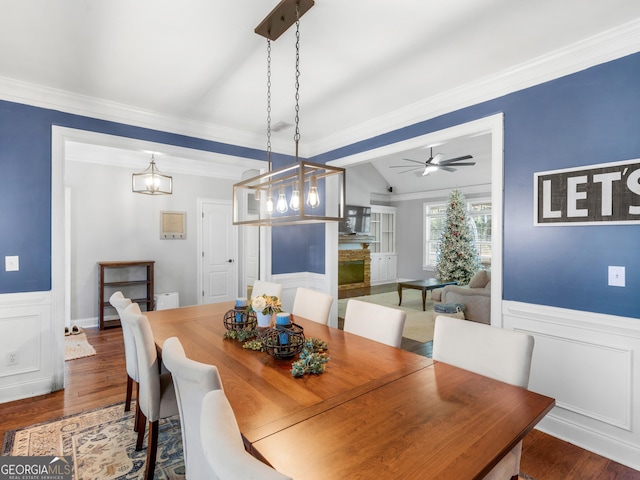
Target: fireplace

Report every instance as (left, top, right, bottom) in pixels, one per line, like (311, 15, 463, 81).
(338, 243, 371, 291)
(339, 261, 364, 285)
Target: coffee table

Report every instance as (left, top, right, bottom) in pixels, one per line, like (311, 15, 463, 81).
(397, 279, 458, 310)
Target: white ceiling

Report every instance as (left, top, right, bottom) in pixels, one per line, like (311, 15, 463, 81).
(2, 1, 640, 193)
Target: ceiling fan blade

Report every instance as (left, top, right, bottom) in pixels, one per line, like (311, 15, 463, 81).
(440, 154, 473, 163)
(400, 158, 426, 165)
(438, 161, 476, 167)
(389, 164, 420, 168)
(395, 167, 422, 174)
(439, 166, 457, 172)
(431, 152, 445, 164)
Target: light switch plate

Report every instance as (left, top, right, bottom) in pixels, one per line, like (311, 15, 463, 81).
(608, 266, 625, 287)
(5, 256, 19, 272)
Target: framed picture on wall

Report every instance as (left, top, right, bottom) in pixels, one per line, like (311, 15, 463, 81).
(160, 211, 186, 239)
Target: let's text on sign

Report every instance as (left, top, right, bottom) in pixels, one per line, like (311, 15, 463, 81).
(534, 159, 640, 225)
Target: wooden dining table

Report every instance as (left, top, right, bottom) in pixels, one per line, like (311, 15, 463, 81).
(146, 302, 555, 480)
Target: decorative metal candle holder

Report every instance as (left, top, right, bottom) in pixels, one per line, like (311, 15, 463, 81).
(262, 323, 305, 359)
(223, 308, 257, 332)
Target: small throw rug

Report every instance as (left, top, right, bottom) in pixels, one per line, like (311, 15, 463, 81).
(2, 402, 184, 480)
(338, 289, 436, 343)
(65, 331, 97, 361)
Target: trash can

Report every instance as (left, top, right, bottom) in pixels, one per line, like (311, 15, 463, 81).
(154, 292, 179, 310)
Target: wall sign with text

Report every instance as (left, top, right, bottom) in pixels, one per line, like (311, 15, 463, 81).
(534, 158, 640, 225)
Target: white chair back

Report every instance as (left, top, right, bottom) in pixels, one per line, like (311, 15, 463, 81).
(200, 390, 292, 480)
(343, 299, 406, 348)
(292, 287, 333, 325)
(162, 337, 223, 480)
(432, 315, 534, 388)
(121, 303, 177, 421)
(251, 280, 283, 298)
(110, 291, 136, 380)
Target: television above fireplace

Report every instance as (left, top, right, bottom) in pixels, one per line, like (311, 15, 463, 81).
(339, 205, 371, 235)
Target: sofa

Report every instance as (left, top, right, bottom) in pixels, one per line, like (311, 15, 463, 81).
(436, 270, 491, 324)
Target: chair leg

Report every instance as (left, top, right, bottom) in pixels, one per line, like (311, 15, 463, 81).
(144, 420, 159, 480)
(125, 375, 133, 412)
(135, 411, 147, 451)
(133, 381, 140, 432)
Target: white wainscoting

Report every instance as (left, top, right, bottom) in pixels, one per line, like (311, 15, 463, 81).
(503, 301, 640, 471)
(0, 291, 61, 404)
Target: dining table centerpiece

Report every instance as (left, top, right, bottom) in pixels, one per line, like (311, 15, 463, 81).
(247, 294, 282, 328)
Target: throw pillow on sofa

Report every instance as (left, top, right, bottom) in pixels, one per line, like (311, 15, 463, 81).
(468, 270, 490, 288)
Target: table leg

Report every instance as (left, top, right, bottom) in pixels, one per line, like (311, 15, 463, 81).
(422, 289, 427, 311)
(398, 284, 403, 306)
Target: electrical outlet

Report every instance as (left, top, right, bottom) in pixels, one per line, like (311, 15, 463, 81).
(5, 256, 19, 272)
(608, 266, 625, 287)
(8, 351, 19, 366)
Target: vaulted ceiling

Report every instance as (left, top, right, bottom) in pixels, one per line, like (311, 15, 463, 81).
(2, 1, 640, 193)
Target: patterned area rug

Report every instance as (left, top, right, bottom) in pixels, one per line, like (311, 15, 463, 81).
(2, 402, 184, 480)
(338, 289, 436, 343)
(65, 332, 97, 361)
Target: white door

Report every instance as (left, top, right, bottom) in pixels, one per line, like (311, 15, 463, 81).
(200, 200, 237, 304)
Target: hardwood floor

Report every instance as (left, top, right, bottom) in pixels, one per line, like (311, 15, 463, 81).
(1, 316, 638, 478)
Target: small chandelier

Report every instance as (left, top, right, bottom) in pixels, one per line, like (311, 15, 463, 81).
(132, 154, 173, 195)
(232, 0, 345, 226)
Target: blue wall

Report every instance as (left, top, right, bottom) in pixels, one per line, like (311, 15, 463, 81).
(0, 100, 296, 293)
(2, 51, 640, 319)
(313, 52, 640, 319)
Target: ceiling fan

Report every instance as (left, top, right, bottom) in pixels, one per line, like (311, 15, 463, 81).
(390, 147, 475, 176)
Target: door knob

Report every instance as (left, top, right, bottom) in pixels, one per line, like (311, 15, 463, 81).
(227, 259, 234, 263)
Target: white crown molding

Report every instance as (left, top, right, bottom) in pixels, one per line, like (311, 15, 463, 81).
(0, 75, 266, 152)
(308, 18, 640, 157)
(62, 128, 265, 179)
(388, 183, 492, 203)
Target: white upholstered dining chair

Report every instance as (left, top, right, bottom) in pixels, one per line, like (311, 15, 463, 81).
(162, 337, 224, 480)
(200, 390, 292, 480)
(292, 287, 333, 325)
(122, 303, 179, 480)
(251, 280, 283, 299)
(343, 299, 406, 348)
(432, 315, 535, 480)
(109, 292, 137, 416)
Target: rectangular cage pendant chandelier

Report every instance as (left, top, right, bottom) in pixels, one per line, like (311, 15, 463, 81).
(232, 0, 345, 227)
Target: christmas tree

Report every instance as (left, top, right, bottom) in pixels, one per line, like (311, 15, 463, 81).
(435, 189, 481, 285)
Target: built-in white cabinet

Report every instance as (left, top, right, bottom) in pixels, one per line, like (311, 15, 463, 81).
(369, 206, 396, 254)
(369, 206, 397, 284)
(370, 254, 397, 284)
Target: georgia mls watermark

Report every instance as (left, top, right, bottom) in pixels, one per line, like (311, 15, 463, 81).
(0, 456, 72, 480)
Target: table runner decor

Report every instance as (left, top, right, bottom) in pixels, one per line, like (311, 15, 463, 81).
(221, 309, 331, 376)
(223, 307, 257, 332)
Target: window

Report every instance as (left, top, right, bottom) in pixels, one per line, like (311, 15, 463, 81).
(423, 199, 492, 268)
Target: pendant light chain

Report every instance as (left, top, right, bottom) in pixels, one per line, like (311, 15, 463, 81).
(294, 3, 301, 158)
(266, 39, 272, 170)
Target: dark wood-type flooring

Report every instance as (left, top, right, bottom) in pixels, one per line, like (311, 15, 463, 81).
(0, 292, 637, 479)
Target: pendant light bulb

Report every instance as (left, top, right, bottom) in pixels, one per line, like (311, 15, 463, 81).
(290, 182, 300, 211)
(306, 175, 320, 208)
(265, 189, 274, 214)
(276, 187, 289, 213)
